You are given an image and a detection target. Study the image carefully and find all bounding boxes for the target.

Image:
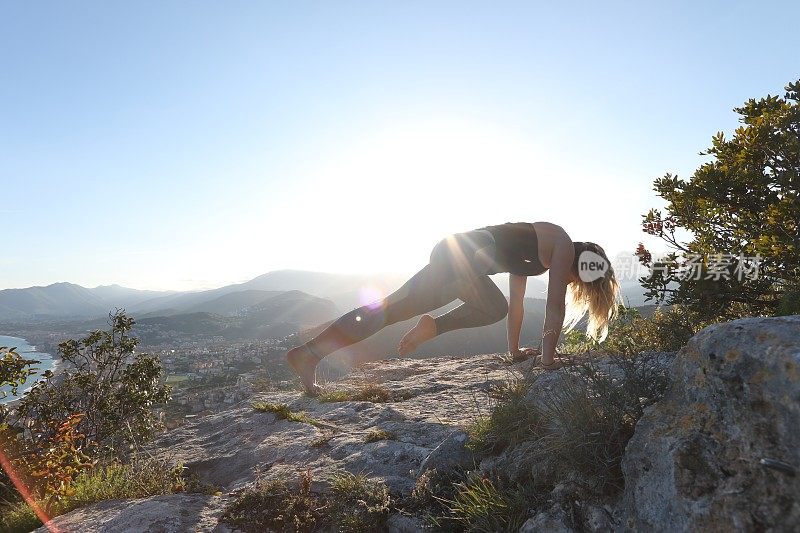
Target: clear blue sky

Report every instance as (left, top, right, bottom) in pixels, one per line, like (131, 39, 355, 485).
(2, 1, 798, 290)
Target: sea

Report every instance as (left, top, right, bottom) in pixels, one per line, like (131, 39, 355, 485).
(0, 335, 57, 405)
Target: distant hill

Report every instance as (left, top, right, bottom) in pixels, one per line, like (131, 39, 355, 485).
(132, 291, 339, 345)
(183, 290, 285, 316)
(0, 282, 112, 319)
(0, 269, 650, 322)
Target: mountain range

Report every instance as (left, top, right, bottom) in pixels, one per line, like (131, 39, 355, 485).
(0, 270, 557, 321)
(0, 270, 651, 323)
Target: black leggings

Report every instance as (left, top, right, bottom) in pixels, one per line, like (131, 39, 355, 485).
(303, 229, 509, 360)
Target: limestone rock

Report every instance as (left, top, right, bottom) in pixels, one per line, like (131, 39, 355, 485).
(35, 494, 231, 533)
(518, 503, 572, 533)
(619, 316, 800, 531)
(416, 429, 476, 477)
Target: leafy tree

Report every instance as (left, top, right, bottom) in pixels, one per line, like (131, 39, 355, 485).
(0, 346, 40, 400)
(638, 80, 800, 320)
(12, 311, 171, 457)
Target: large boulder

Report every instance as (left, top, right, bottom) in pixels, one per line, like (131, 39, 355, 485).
(619, 316, 800, 531)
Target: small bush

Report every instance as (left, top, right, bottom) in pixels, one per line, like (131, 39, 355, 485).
(221, 469, 320, 533)
(405, 467, 464, 529)
(0, 457, 186, 533)
(776, 284, 800, 316)
(328, 471, 391, 532)
(559, 304, 699, 355)
(12, 311, 171, 457)
(221, 469, 391, 533)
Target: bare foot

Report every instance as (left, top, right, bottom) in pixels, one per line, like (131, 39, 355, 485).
(398, 314, 437, 356)
(287, 345, 322, 396)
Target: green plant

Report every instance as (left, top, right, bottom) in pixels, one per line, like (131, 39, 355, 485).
(222, 469, 320, 533)
(27, 413, 95, 511)
(0, 346, 40, 401)
(639, 79, 800, 320)
(364, 429, 395, 443)
(405, 467, 464, 529)
(0, 456, 187, 532)
(12, 311, 171, 457)
(466, 378, 543, 456)
(776, 284, 800, 316)
(328, 471, 391, 532)
(438, 472, 533, 532)
(251, 401, 325, 428)
(560, 304, 700, 355)
(222, 469, 391, 533)
(466, 351, 670, 501)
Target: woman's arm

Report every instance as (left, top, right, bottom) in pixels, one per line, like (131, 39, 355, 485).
(507, 274, 527, 353)
(541, 242, 574, 365)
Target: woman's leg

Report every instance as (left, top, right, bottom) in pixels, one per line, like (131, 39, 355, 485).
(287, 260, 459, 393)
(397, 273, 508, 354)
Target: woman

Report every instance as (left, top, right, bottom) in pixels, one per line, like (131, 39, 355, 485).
(287, 221, 620, 395)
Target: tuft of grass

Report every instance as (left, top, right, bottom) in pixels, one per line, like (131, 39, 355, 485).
(0, 457, 188, 533)
(221, 469, 391, 533)
(0, 503, 39, 533)
(329, 471, 391, 533)
(403, 467, 464, 528)
(465, 351, 670, 499)
(364, 429, 395, 443)
(466, 377, 543, 456)
(222, 469, 320, 533)
(252, 401, 326, 428)
(436, 471, 534, 532)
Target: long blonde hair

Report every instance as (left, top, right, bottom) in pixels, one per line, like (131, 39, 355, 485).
(563, 242, 622, 342)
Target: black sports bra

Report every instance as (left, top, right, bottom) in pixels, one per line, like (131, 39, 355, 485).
(480, 222, 547, 276)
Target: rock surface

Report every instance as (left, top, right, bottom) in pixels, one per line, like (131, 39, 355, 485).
(34, 494, 232, 533)
(35, 315, 800, 532)
(619, 315, 800, 531)
(38, 352, 524, 532)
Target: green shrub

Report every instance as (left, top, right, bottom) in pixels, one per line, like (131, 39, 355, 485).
(221, 469, 391, 533)
(221, 469, 321, 533)
(12, 311, 171, 457)
(406, 467, 461, 518)
(0, 457, 186, 533)
(0, 346, 40, 401)
(776, 285, 800, 316)
(466, 378, 543, 456)
(560, 304, 700, 355)
(328, 471, 391, 532)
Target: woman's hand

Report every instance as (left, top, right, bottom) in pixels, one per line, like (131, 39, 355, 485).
(510, 346, 541, 362)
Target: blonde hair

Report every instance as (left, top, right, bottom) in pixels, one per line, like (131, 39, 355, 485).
(563, 242, 622, 342)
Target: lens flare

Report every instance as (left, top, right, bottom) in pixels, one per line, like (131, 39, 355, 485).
(0, 448, 58, 530)
(358, 286, 385, 309)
